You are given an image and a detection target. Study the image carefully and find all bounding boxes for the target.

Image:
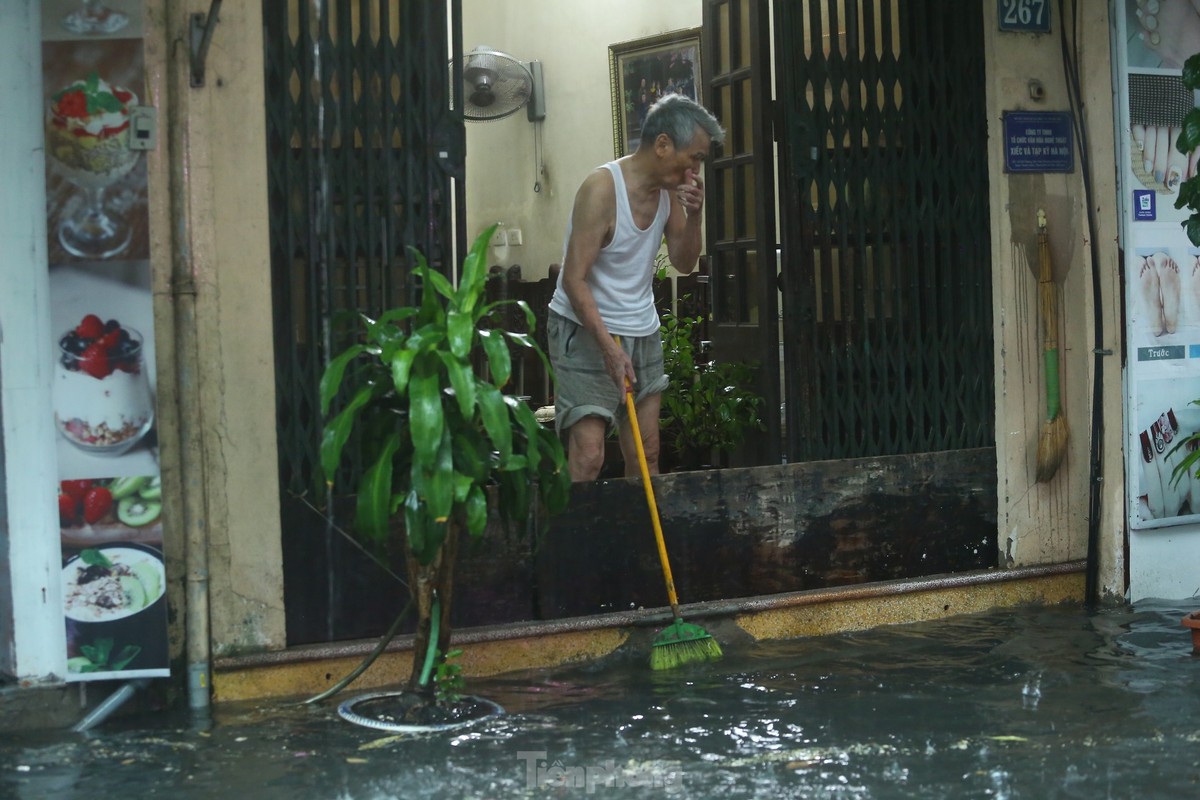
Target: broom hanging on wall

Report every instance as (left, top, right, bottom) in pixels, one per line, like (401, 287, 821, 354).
(1035, 208, 1068, 482)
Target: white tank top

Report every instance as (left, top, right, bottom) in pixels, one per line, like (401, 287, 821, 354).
(549, 161, 670, 337)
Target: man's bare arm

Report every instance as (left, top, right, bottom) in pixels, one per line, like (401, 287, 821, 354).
(665, 167, 704, 275)
(560, 170, 635, 389)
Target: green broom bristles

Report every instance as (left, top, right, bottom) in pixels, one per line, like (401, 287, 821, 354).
(650, 618, 723, 670)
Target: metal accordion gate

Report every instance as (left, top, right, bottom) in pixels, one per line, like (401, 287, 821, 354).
(775, 0, 995, 461)
(262, 0, 463, 642)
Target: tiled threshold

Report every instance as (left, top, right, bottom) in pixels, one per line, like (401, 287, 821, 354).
(213, 561, 1086, 703)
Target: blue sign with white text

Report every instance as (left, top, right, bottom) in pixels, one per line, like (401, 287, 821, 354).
(1134, 189, 1156, 221)
(1003, 111, 1074, 173)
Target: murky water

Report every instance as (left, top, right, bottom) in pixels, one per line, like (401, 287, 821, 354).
(3, 600, 1199, 799)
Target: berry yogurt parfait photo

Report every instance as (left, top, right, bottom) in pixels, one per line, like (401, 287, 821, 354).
(54, 314, 154, 456)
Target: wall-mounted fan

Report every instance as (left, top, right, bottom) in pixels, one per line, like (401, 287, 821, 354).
(453, 45, 545, 122)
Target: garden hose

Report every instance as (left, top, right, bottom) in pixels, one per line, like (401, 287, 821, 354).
(417, 591, 441, 688)
(303, 596, 414, 704)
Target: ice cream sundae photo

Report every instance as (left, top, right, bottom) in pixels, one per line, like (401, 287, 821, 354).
(45, 72, 141, 258)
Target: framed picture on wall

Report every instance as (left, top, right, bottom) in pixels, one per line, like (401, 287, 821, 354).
(609, 28, 701, 157)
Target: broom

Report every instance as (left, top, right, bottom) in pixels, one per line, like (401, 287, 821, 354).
(1035, 208, 1068, 482)
(617, 340, 722, 669)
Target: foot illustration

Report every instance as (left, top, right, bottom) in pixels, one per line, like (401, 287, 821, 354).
(1140, 255, 1165, 336)
(1154, 252, 1182, 333)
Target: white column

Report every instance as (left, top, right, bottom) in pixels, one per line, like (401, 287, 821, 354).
(0, 1, 67, 680)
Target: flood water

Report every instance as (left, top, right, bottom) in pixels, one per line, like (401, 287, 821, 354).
(2, 600, 1199, 799)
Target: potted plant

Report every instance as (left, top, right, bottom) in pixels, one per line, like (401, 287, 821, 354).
(1175, 53, 1200, 243)
(318, 224, 571, 709)
(659, 304, 766, 470)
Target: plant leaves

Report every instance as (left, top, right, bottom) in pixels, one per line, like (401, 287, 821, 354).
(316, 225, 572, 567)
(110, 645, 141, 671)
(408, 356, 444, 464)
(373, 307, 419, 330)
(465, 484, 488, 537)
(1184, 52, 1200, 90)
(458, 225, 495, 313)
(509, 396, 542, 472)
(452, 472, 474, 504)
(478, 328, 512, 388)
(1178, 108, 1200, 155)
(504, 331, 537, 351)
(537, 427, 573, 513)
(452, 431, 488, 483)
(319, 344, 366, 416)
(497, 470, 530, 524)
(320, 384, 377, 484)
(1188, 215, 1200, 249)
(423, 268, 456, 303)
(403, 489, 427, 559)
(447, 309, 474, 359)
(417, 428, 455, 523)
(391, 347, 417, 394)
(477, 383, 513, 462)
(514, 299, 536, 330)
(439, 351, 477, 417)
(356, 436, 400, 542)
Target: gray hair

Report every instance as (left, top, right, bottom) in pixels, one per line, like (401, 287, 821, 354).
(639, 93, 725, 150)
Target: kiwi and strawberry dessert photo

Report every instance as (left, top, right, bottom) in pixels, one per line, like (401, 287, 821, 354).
(58, 475, 162, 537)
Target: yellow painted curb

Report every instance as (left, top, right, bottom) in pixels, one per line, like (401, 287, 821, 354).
(735, 572, 1083, 641)
(213, 566, 1085, 705)
(214, 627, 629, 704)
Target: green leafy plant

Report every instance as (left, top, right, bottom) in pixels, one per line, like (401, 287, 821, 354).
(659, 304, 765, 470)
(67, 637, 140, 673)
(319, 224, 571, 695)
(433, 648, 466, 705)
(1174, 54, 1200, 244)
(1169, 401, 1200, 489)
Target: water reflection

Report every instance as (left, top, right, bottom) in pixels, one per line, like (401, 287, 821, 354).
(2, 601, 1199, 798)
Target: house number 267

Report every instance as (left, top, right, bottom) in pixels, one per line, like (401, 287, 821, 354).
(999, 0, 1049, 32)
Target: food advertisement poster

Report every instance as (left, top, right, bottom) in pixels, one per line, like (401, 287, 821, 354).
(42, 0, 167, 680)
(1119, 0, 1200, 531)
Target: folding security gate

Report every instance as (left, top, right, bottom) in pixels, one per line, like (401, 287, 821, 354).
(774, 0, 994, 461)
(262, 0, 463, 642)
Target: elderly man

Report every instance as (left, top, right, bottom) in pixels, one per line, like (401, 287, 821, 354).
(548, 93, 725, 481)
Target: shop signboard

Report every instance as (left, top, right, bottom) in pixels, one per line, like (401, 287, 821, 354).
(42, 0, 168, 680)
(1117, 0, 1200, 534)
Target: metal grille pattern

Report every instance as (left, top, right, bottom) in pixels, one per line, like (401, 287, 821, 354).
(263, 0, 460, 495)
(778, 0, 993, 460)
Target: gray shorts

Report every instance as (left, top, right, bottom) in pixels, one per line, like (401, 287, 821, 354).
(547, 310, 668, 437)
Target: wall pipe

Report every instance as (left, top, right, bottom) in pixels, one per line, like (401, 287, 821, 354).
(165, 0, 212, 713)
(1058, 0, 1107, 605)
(71, 679, 150, 732)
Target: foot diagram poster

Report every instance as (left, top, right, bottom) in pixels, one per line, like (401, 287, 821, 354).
(1119, 0, 1200, 530)
(42, 0, 168, 680)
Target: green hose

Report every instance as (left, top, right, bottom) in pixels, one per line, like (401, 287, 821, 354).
(303, 596, 413, 705)
(417, 592, 441, 688)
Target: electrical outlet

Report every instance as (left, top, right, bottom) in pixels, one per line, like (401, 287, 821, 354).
(507, 228, 523, 246)
(491, 228, 507, 247)
(129, 105, 157, 150)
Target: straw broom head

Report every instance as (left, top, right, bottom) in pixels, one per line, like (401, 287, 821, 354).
(1034, 209, 1068, 482)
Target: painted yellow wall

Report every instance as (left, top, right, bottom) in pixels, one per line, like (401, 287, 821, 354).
(462, 1, 703, 279)
(149, 1, 287, 655)
(983, 3, 1124, 595)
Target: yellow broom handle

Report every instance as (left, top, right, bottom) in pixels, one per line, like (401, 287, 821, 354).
(618, 344, 681, 613)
